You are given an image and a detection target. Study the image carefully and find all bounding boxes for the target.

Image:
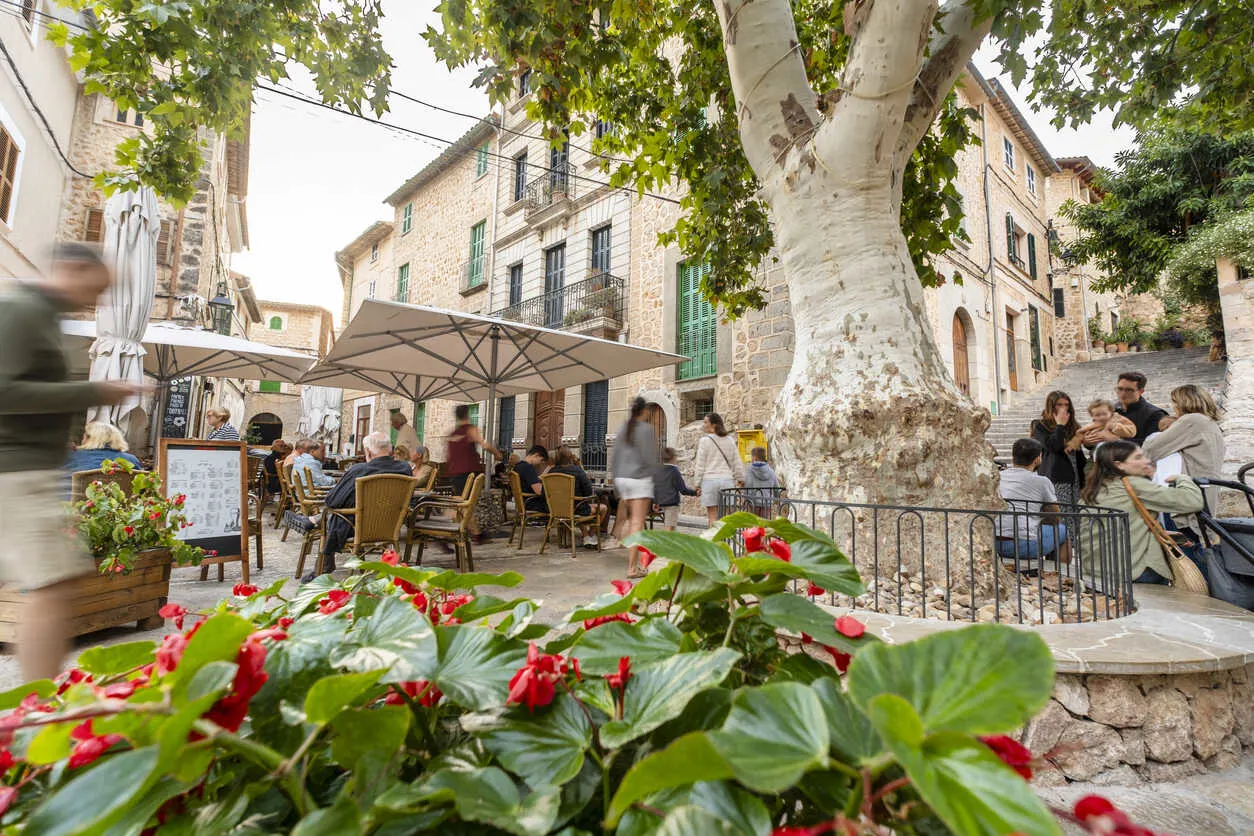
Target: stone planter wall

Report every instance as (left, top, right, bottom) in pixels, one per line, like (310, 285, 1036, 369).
(1021, 665, 1254, 786)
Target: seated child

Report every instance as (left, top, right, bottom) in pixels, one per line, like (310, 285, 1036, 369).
(744, 447, 781, 515)
(652, 447, 696, 531)
(1068, 399, 1136, 450)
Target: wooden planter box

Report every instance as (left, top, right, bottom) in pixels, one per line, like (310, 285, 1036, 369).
(0, 549, 172, 642)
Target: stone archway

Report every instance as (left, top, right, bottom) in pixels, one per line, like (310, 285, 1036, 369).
(247, 412, 283, 445)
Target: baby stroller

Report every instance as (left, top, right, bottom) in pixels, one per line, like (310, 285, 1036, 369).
(1192, 470, 1254, 611)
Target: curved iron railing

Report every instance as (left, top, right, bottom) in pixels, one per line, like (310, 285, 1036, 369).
(717, 488, 1134, 624)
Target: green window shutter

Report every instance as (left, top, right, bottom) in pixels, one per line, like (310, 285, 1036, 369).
(476, 143, 489, 177)
(677, 261, 716, 380)
(1005, 214, 1016, 261)
(402, 203, 413, 234)
(268, 316, 282, 330)
(415, 402, 425, 444)
(1029, 307, 1042, 371)
(468, 221, 486, 287)
(259, 380, 281, 394)
(397, 263, 409, 301)
(1027, 234, 1037, 279)
(468, 403, 480, 430)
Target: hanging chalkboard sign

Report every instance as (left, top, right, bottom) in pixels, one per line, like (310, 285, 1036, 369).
(159, 439, 249, 581)
(162, 377, 193, 438)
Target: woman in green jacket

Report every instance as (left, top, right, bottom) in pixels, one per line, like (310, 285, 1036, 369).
(1081, 440, 1205, 585)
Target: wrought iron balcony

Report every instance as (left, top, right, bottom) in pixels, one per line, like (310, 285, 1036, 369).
(524, 163, 576, 217)
(493, 272, 625, 335)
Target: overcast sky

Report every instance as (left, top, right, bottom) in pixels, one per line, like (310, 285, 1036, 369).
(231, 5, 1137, 321)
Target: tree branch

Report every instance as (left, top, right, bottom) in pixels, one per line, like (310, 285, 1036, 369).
(814, 0, 940, 179)
(893, 0, 993, 166)
(715, 0, 821, 180)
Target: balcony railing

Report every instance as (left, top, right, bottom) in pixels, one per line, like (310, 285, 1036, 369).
(524, 163, 576, 215)
(493, 272, 625, 331)
(461, 257, 487, 294)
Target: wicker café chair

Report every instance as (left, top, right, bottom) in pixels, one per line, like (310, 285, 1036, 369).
(508, 469, 549, 550)
(406, 473, 484, 572)
(273, 463, 296, 528)
(247, 456, 267, 570)
(402, 469, 478, 562)
(540, 472, 601, 559)
(289, 468, 330, 579)
(70, 468, 135, 504)
(318, 473, 418, 574)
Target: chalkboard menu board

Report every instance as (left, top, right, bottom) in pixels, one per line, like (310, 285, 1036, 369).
(162, 377, 193, 438)
(159, 439, 248, 564)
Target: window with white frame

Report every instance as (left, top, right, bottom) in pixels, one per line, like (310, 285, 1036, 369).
(1003, 136, 1015, 172)
(0, 110, 25, 227)
(1026, 165, 1037, 196)
(370, 242, 379, 262)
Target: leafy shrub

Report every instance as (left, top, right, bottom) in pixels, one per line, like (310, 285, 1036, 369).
(0, 515, 1158, 834)
(71, 458, 206, 574)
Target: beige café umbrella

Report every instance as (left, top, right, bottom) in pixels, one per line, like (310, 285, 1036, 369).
(86, 187, 161, 435)
(300, 300, 688, 481)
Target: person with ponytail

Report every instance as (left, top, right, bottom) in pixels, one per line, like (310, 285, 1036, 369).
(610, 397, 660, 577)
(1081, 440, 1204, 585)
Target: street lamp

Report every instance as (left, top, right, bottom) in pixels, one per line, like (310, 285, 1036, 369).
(208, 282, 234, 336)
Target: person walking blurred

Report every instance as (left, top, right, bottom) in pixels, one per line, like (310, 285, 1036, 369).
(0, 244, 148, 680)
(611, 397, 659, 577)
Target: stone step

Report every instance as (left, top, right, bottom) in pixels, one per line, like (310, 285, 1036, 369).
(982, 348, 1227, 457)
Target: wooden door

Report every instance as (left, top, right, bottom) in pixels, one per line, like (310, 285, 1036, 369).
(643, 403, 666, 455)
(951, 313, 970, 396)
(1005, 312, 1019, 392)
(534, 390, 565, 453)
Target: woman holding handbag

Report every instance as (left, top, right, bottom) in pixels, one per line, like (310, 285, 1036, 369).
(1081, 440, 1206, 589)
(693, 413, 746, 527)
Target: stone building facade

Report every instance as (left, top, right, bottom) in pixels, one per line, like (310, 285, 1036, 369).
(330, 64, 1150, 487)
(242, 301, 335, 445)
(336, 120, 499, 459)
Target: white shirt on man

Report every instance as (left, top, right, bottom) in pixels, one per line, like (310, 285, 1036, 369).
(997, 466, 1057, 542)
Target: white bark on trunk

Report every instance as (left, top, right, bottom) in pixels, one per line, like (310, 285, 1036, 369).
(714, 0, 1001, 582)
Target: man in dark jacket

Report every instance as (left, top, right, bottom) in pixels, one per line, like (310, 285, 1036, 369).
(0, 244, 145, 680)
(308, 431, 412, 580)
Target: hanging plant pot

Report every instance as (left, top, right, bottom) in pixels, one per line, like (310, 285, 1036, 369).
(0, 548, 172, 641)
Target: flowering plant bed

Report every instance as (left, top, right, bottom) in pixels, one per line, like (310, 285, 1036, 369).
(72, 459, 206, 574)
(0, 516, 1162, 834)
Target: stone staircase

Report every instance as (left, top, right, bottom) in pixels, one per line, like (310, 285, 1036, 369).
(985, 348, 1227, 460)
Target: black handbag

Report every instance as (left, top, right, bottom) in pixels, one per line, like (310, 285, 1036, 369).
(1197, 517, 1254, 611)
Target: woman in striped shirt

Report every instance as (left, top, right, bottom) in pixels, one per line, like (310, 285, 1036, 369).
(205, 408, 241, 441)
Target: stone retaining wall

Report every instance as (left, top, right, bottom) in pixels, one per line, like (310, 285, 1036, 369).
(1022, 665, 1254, 786)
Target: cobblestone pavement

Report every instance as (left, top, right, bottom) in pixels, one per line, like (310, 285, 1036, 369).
(2, 520, 1251, 828)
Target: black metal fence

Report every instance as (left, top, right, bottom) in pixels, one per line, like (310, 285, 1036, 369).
(717, 488, 1134, 624)
(525, 162, 576, 214)
(493, 273, 626, 331)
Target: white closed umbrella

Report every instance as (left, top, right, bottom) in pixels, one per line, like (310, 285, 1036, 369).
(87, 187, 160, 434)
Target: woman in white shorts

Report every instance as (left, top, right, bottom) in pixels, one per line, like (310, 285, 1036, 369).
(610, 397, 659, 577)
(693, 412, 745, 526)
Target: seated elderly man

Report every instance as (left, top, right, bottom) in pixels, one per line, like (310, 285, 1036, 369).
(306, 431, 412, 581)
(291, 438, 335, 489)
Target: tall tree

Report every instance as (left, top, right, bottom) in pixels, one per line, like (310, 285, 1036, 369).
(1061, 127, 1254, 326)
(424, 0, 1251, 511)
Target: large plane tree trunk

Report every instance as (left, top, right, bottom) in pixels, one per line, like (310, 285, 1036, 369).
(717, 0, 1003, 591)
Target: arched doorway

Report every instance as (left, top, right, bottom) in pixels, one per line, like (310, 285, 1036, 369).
(248, 412, 283, 445)
(951, 311, 972, 396)
(643, 402, 667, 456)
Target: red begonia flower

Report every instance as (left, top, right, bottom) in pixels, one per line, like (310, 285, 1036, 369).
(232, 583, 258, 597)
(742, 527, 767, 553)
(0, 786, 17, 816)
(1073, 795, 1160, 835)
(56, 668, 92, 695)
(806, 583, 825, 597)
(821, 645, 852, 673)
(159, 603, 188, 630)
(278, 617, 294, 629)
(771, 823, 835, 836)
(638, 547, 656, 569)
(506, 642, 572, 712)
(395, 576, 419, 595)
(979, 734, 1034, 779)
(834, 615, 865, 639)
(381, 548, 400, 566)
(203, 635, 270, 732)
(610, 579, 633, 595)
(318, 589, 351, 615)
(67, 721, 124, 768)
(156, 633, 188, 676)
(583, 612, 634, 630)
(767, 538, 792, 562)
(606, 656, 631, 691)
